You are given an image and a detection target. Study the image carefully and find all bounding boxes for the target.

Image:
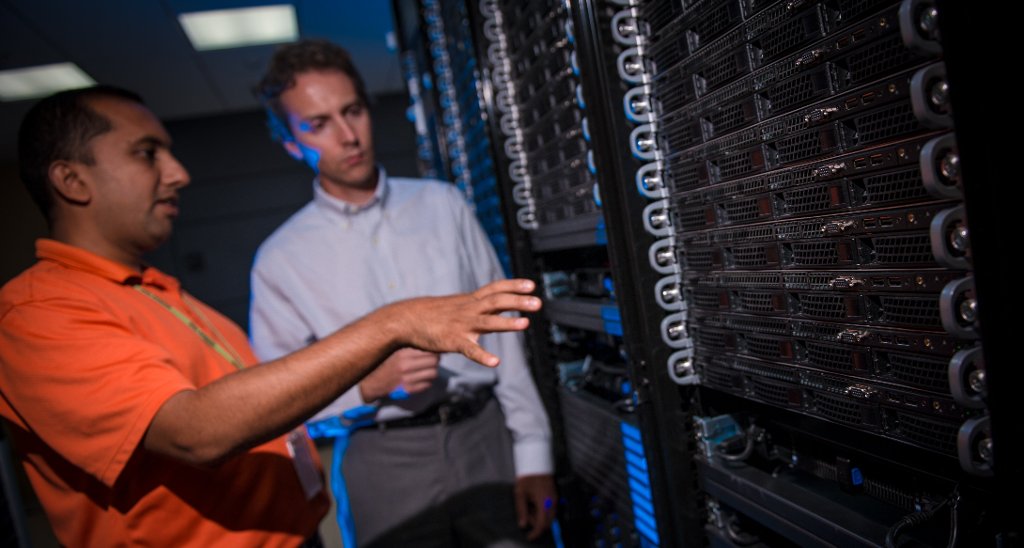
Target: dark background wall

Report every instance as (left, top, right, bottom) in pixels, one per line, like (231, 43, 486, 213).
(0, 91, 418, 331)
(0, 163, 47, 285)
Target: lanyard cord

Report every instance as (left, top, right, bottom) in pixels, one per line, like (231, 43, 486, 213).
(133, 285, 246, 371)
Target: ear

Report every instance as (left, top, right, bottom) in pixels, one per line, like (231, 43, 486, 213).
(48, 160, 91, 205)
(280, 138, 321, 173)
(282, 140, 304, 161)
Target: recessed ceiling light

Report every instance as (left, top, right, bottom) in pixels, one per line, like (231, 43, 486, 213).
(0, 62, 96, 102)
(179, 4, 298, 51)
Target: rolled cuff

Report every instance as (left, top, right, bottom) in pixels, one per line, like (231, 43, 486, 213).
(512, 438, 554, 477)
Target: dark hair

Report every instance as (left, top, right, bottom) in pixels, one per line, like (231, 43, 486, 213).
(17, 85, 144, 225)
(254, 39, 370, 142)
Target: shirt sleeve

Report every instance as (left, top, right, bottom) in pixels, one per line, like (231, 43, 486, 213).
(451, 187, 554, 476)
(249, 246, 369, 421)
(0, 297, 194, 487)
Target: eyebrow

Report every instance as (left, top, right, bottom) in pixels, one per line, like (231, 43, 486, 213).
(132, 135, 171, 148)
(293, 98, 367, 132)
(299, 98, 367, 121)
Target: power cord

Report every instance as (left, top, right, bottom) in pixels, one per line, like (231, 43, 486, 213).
(716, 425, 764, 462)
(885, 485, 961, 548)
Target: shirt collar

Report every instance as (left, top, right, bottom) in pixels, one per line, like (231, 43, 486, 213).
(35, 238, 180, 291)
(312, 167, 389, 216)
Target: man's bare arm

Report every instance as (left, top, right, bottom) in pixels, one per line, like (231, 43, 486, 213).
(144, 279, 541, 465)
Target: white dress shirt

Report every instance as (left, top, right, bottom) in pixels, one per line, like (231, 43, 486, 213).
(250, 169, 553, 476)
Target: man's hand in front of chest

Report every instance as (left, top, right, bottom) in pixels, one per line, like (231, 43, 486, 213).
(359, 348, 440, 402)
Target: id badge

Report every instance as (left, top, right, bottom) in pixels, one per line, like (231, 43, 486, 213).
(286, 429, 324, 500)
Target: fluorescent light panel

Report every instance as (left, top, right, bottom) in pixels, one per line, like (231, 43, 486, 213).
(179, 4, 298, 51)
(0, 62, 96, 102)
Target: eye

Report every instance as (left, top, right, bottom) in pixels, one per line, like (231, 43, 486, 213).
(299, 119, 325, 134)
(345, 103, 366, 118)
(136, 147, 157, 162)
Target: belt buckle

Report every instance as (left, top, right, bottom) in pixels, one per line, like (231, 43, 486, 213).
(438, 403, 452, 425)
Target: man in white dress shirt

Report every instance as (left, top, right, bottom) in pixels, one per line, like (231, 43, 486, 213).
(250, 39, 556, 547)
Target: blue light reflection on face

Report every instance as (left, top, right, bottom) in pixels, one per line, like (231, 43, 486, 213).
(296, 140, 321, 173)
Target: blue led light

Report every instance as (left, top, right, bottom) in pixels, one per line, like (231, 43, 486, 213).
(601, 305, 622, 335)
(623, 437, 645, 458)
(626, 462, 649, 485)
(632, 495, 655, 519)
(635, 520, 660, 545)
(603, 275, 615, 297)
(851, 467, 864, 486)
(621, 422, 641, 441)
(621, 421, 658, 545)
(624, 450, 648, 474)
(633, 506, 657, 534)
(628, 477, 652, 502)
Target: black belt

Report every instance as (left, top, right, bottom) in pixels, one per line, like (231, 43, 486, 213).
(377, 389, 493, 430)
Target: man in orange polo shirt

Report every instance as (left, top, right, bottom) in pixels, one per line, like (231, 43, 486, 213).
(0, 85, 542, 547)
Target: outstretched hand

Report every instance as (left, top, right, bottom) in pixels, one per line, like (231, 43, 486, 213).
(389, 278, 542, 367)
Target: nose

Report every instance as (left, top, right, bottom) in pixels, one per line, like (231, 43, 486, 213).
(162, 152, 191, 189)
(336, 116, 359, 145)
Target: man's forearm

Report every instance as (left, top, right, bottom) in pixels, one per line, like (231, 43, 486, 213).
(144, 303, 404, 465)
(143, 279, 540, 465)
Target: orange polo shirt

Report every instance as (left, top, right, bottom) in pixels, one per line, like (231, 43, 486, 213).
(0, 239, 328, 546)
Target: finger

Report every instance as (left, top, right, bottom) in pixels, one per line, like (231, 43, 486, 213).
(476, 293, 542, 315)
(403, 368, 439, 385)
(395, 355, 439, 374)
(457, 339, 500, 368)
(527, 517, 544, 541)
(472, 278, 536, 299)
(530, 523, 550, 541)
(541, 497, 556, 531)
(414, 356, 442, 369)
(407, 357, 442, 372)
(473, 314, 530, 334)
(526, 495, 550, 540)
(514, 487, 528, 529)
(403, 380, 433, 394)
(405, 348, 440, 360)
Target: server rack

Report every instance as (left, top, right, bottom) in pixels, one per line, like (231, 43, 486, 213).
(392, 0, 1013, 546)
(933, 0, 1019, 542)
